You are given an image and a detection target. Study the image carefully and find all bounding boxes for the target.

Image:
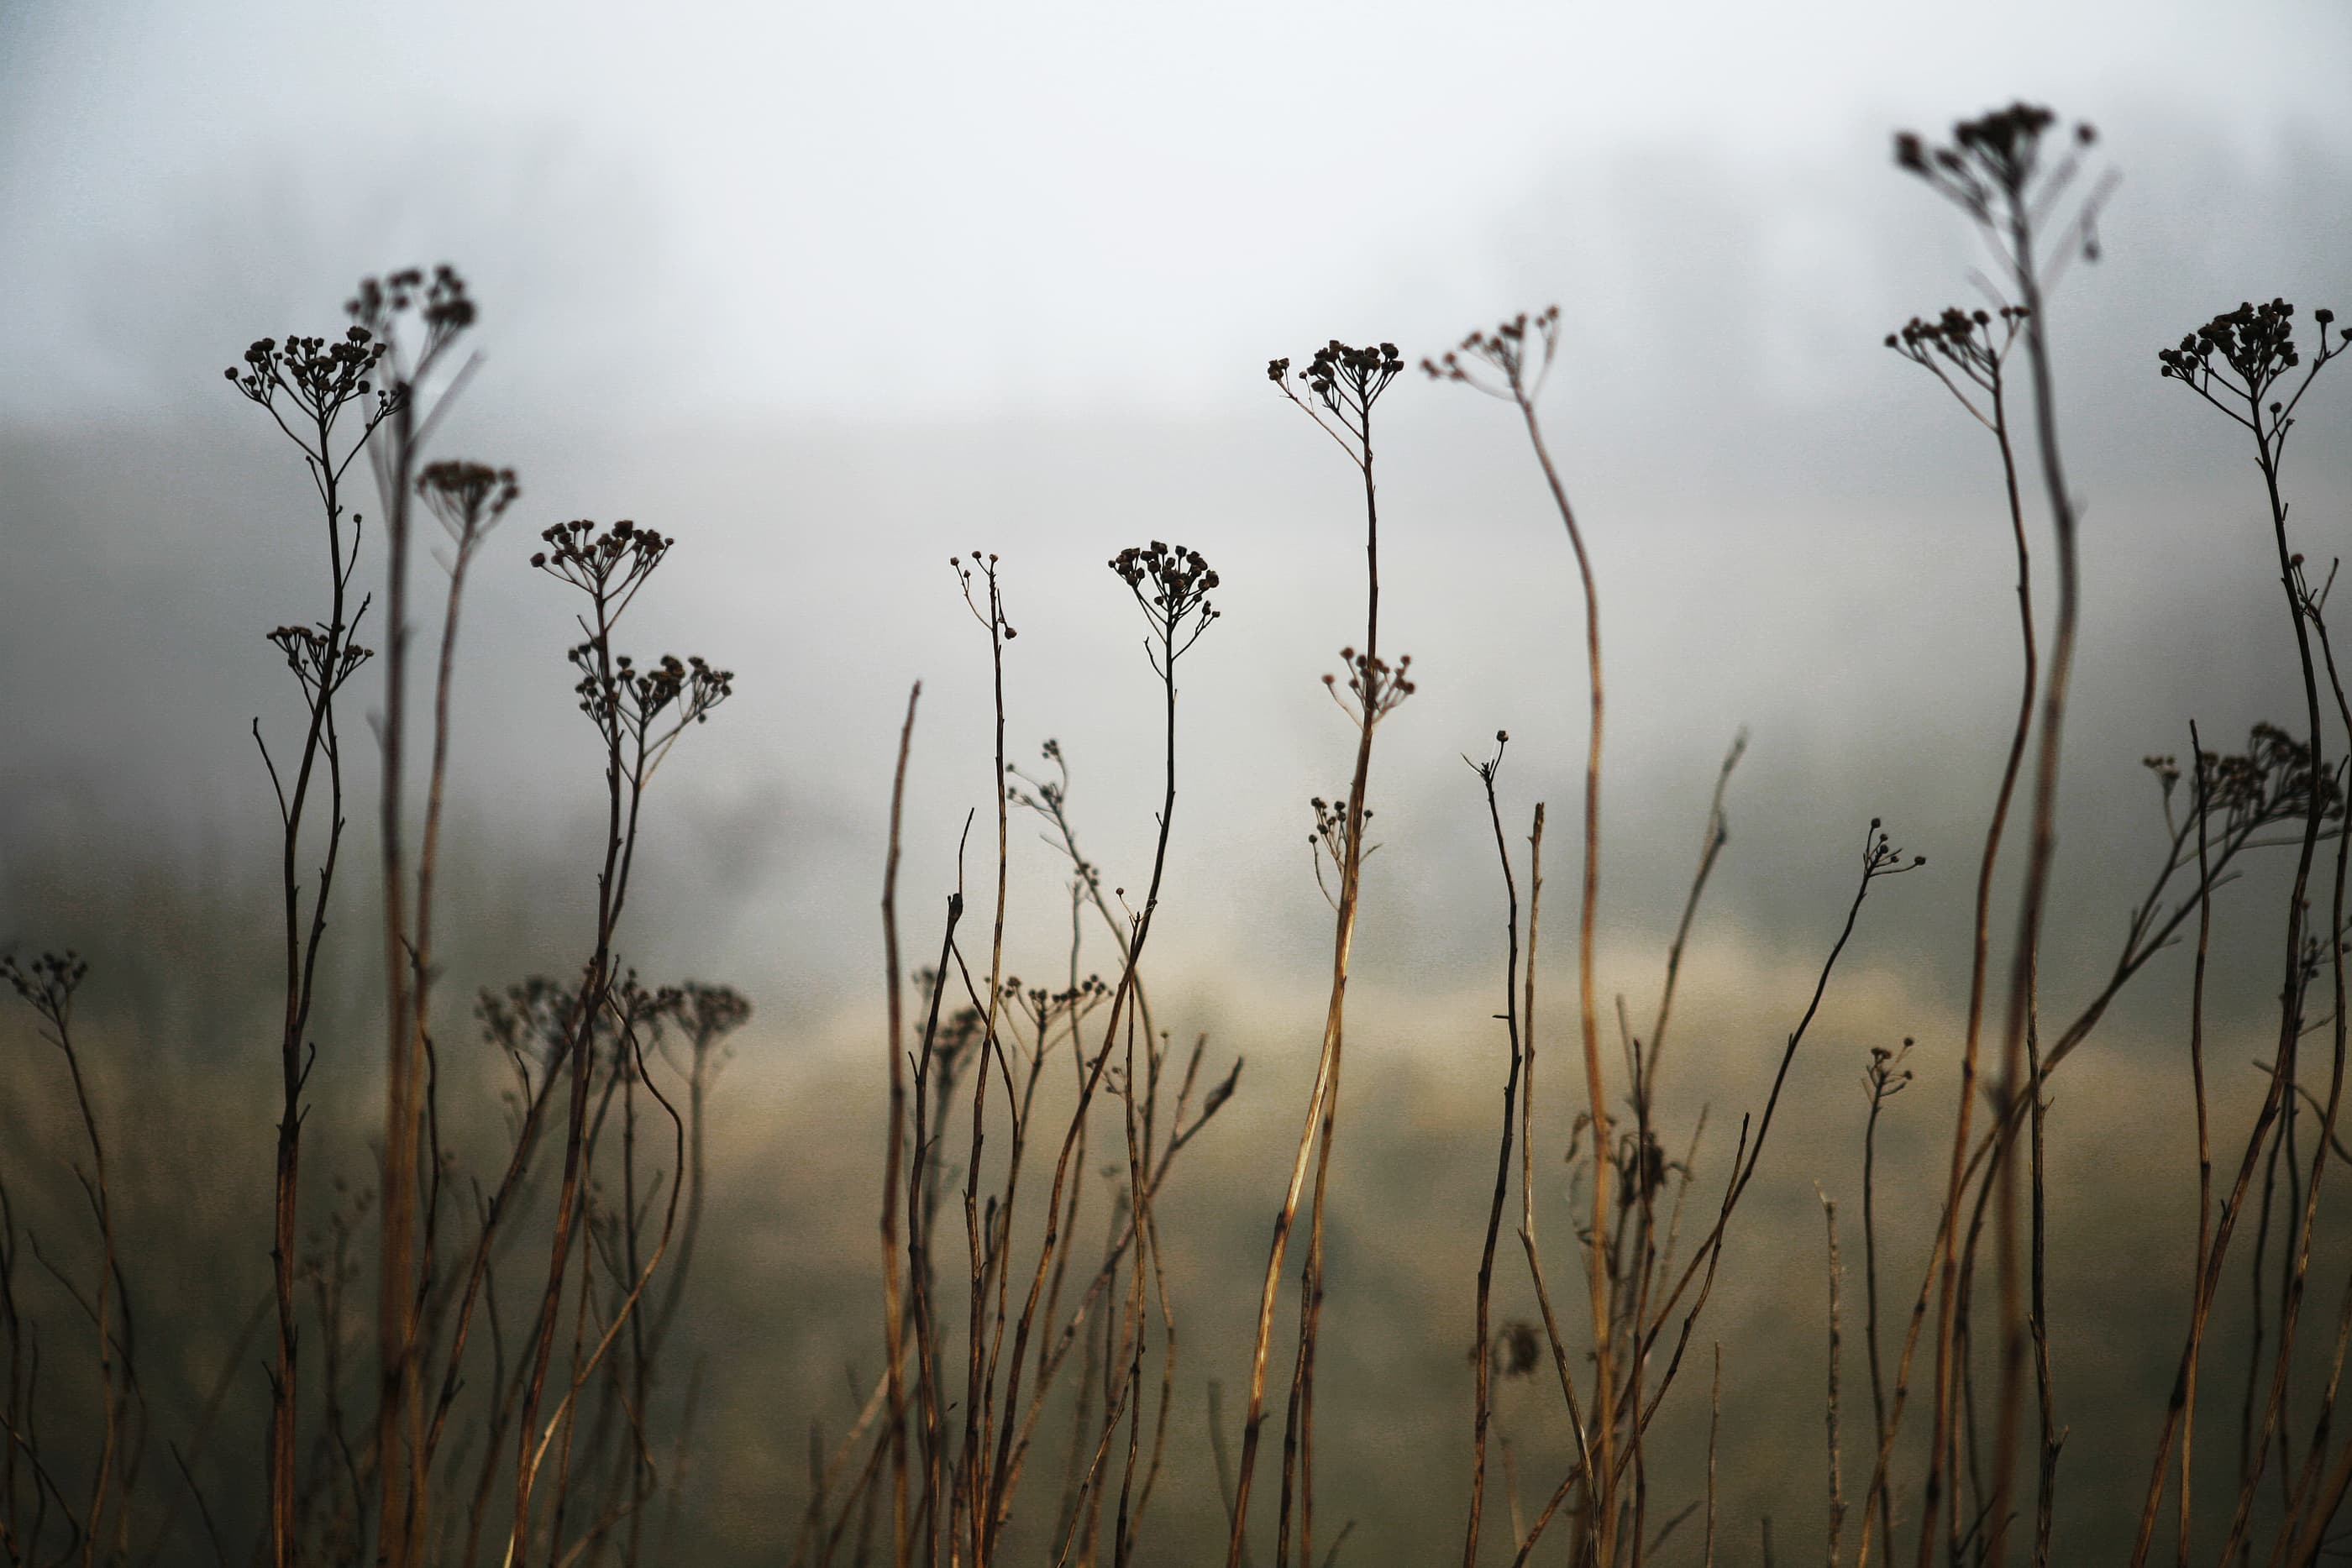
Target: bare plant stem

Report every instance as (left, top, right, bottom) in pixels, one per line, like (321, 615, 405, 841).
(2216, 433, 2337, 1568)
(1463, 742, 1525, 1568)
(1824, 1189, 1847, 1568)
(1507, 379, 1616, 1568)
(1920, 323, 2038, 1568)
(376, 379, 424, 1568)
(1230, 349, 1397, 1568)
(883, 684, 920, 1568)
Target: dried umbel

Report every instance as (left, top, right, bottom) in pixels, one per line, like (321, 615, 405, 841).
(533, 518, 673, 600)
(2157, 299, 2341, 460)
(417, 461, 520, 547)
(2, 948, 88, 1032)
(680, 981, 752, 1052)
(1894, 103, 2098, 220)
(1861, 816, 1927, 879)
(1887, 304, 2028, 424)
(1864, 1036, 1918, 1104)
(1109, 540, 1221, 660)
(2190, 723, 2344, 837)
(1420, 307, 1563, 401)
(477, 974, 589, 1073)
(568, 648, 735, 737)
(1492, 1320, 1541, 1382)
(1322, 645, 1415, 723)
(346, 265, 476, 365)
(1306, 789, 1379, 906)
(1267, 338, 1404, 466)
(225, 325, 392, 427)
(267, 621, 372, 700)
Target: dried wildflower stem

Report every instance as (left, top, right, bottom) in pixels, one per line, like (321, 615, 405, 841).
(1619, 828, 1919, 1464)
(1857, 1039, 1911, 1555)
(1516, 827, 1911, 1568)
(347, 267, 477, 1568)
(2217, 391, 2344, 1568)
(1704, 1344, 1719, 1568)
(1615, 739, 1743, 1568)
(907, 887, 963, 1565)
(1859, 725, 2330, 1565)
(882, 684, 921, 1568)
(2127, 299, 2344, 1564)
(1228, 344, 1401, 1568)
(986, 1051, 1236, 1518)
(2274, 611, 2352, 1561)
(513, 597, 627, 1562)
(504, 519, 729, 1562)
(1983, 207, 2074, 1568)
(507, 1026, 688, 1568)
(971, 543, 1215, 1563)
(226, 320, 391, 1568)
(1513, 802, 1593, 1489)
(3, 958, 117, 1568)
(1463, 737, 1525, 1568)
(0, 1174, 27, 1559)
(1822, 1188, 1848, 1568)
(1649, 737, 1742, 1111)
(951, 554, 1014, 1568)
(374, 338, 425, 1568)
(1886, 296, 2038, 1568)
(1425, 310, 1614, 1555)
(2179, 723, 2215, 1567)
(1521, 374, 1615, 1568)
(1885, 108, 2108, 1568)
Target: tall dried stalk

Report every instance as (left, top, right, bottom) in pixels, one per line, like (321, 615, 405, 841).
(1463, 735, 1526, 1568)
(506, 517, 733, 1562)
(882, 684, 921, 1567)
(1226, 342, 1405, 1568)
(1, 955, 121, 1568)
(1889, 105, 2110, 1568)
(1822, 1188, 1847, 1568)
(2111, 299, 2345, 1565)
(1426, 307, 1617, 1556)
(225, 322, 394, 1568)
(350, 266, 477, 1568)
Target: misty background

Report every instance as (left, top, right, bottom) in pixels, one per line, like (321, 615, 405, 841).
(5, 0, 2352, 1560)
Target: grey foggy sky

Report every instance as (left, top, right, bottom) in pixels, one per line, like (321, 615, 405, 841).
(4, 0, 2352, 1041)
(3, 0, 2350, 421)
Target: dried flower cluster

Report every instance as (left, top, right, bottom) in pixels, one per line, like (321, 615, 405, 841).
(417, 460, 521, 547)
(1864, 1036, 1917, 1105)
(1305, 789, 1378, 908)
(1861, 816, 1927, 879)
(1, 948, 87, 1031)
(1886, 304, 2027, 424)
(224, 326, 391, 429)
(1420, 307, 1562, 401)
(1109, 539, 1221, 660)
(1268, 338, 1404, 464)
(950, 549, 1019, 641)
(533, 518, 673, 600)
(346, 265, 475, 364)
(266, 621, 373, 700)
(2158, 299, 2341, 458)
(1894, 102, 2097, 216)
(2192, 724, 2344, 836)
(1321, 644, 1415, 725)
(567, 648, 735, 737)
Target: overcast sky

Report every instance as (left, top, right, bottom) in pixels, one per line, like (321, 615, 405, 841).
(5, 0, 2349, 420)
(5, 0, 2352, 1039)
